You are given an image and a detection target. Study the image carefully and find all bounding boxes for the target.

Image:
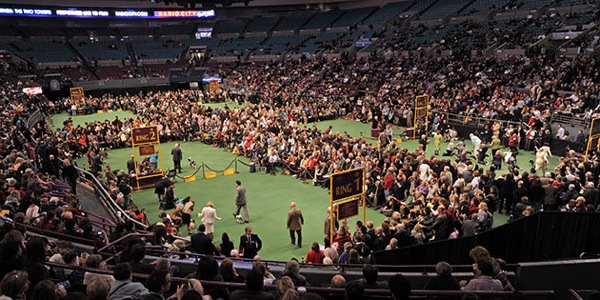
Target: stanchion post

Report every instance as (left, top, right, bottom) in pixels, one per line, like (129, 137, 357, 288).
(201, 162, 206, 179)
(234, 158, 239, 174)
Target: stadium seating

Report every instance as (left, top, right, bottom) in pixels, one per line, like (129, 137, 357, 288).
(419, 0, 472, 20)
(245, 16, 279, 33)
(362, 1, 416, 25)
(74, 39, 129, 61)
(10, 40, 77, 63)
(272, 11, 315, 32)
(258, 34, 311, 55)
(515, 0, 555, 11)
(130, 40, 186, 60)
(160, 25, 196, 36)
(329, 6, 377, 28)
(458, 0, 512, 16)
(214, 18, 249, 35)
(301, 9, 345, 30)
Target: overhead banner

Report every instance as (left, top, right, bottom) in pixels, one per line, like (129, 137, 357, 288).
(0, 6, 215, 19)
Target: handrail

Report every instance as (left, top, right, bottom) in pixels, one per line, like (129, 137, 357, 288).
(28, 111, 146, 230)
(80, 209, 117, 228)
(96, 232, 156, 254)
(114, 246, 519, 273)
(74, 164, 148, 229)
(568, 289, 585, 300)
(44, 261, 555, 299)
(73, 213, 115, 233)
(429, 108, 523, 129)
(0, 215, 98, 246)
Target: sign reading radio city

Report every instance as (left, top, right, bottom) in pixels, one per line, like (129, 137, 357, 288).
(132, 127, 159, 145)
(330, 168, 364, 202)
(153, 10, 215, 18)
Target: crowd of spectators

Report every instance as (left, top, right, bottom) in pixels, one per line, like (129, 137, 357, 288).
(0, 4, 597, 298)
(40, 37, 599, 252)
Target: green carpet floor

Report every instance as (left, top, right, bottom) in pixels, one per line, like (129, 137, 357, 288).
(53, 103, 560, 261)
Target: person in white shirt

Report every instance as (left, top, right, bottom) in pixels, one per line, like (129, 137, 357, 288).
(198, 201, 221, 240)
(556, 124, 565, 139)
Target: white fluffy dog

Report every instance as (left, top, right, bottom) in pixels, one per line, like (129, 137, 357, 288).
(235, 215, 244, 224)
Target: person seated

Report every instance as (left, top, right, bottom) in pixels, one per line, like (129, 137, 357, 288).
(230, 270, 275, 300)
(424, 261, 460, 290)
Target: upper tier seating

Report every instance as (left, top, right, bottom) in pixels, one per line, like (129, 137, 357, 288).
(245, 16, 279, 33)
(11, 40, 77, 63)
(301, 9, 345, 30)
(329, 6, 378, 28)
(363, 1, 416, 25)
(419, 0, 472, 20)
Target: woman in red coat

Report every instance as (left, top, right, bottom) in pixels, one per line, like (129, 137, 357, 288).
(305, 242, 325, 264)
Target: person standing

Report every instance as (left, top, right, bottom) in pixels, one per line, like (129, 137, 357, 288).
(182, 198, 195, 235)
(287, 202, 304, 248)
(433, 131, 443, 155)
(233, 180, 249, 223)
(171, 143, 182, 173)
(126, 155, 136, 175)
(419, 134, 429, 152)
(324, 205, 339, 246)
(191, 224, 219, 256)
(199, 201, 222, 240)
(239, 226, 262, 259)
(62, 157, 78, 195)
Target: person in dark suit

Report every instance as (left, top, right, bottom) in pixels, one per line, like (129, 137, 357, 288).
(372, 227, 387, 252)
(154, 178, 169, 202)
(287, 202, 304, 248)
(171, 143, 183, 173)
(126, 155, 136, 174)
(62, 157, 78, 195)
(230, 270, 275, 300)
(190, 224, 219, 256)
(239, 226, 262, 259)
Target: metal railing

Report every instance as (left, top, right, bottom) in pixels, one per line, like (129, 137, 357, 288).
(75, 166, 148, 229)
(26, 109, 147, 232)
(0, 215, 97, 246)
(429, 108, 522, 130)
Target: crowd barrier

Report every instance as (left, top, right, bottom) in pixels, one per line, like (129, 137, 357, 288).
(432, 109, 582, 156)
(373, 212, 600, 266)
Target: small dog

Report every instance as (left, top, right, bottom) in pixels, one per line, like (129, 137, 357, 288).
(235, 215, 244, 224)
(188, 157, 197, 170)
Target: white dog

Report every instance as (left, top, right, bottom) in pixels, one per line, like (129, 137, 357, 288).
(235, 215, 244, 224)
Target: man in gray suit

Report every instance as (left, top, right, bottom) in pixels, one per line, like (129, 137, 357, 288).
(234, 180, 249, 223)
